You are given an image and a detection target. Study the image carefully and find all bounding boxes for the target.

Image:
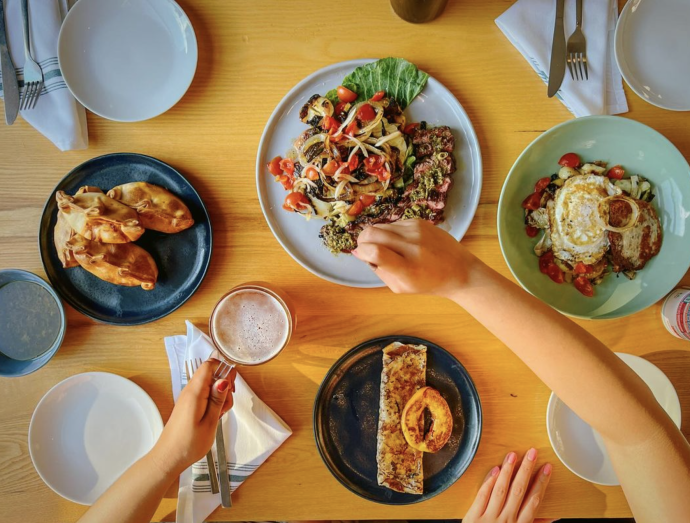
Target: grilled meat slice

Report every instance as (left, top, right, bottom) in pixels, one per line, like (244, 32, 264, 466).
(412, 126, 455, 157)
(607, 199, 662, 272)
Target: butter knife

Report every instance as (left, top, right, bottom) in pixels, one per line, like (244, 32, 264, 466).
(0, 0, 19, 124)
(547, 0, 566, 98)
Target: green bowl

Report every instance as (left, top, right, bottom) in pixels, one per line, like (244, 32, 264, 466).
(497, 116, 690, 320)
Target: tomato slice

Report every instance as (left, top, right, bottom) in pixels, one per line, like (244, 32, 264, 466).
(558, 152, 581, 168)
(547, 263, 564, 284)
(347, 200, 364, 216)
(377, 170, 391, 182)
(267, 156, 283, 176)
(574, 262, 593, 274)
(356, 103, 376, 122)
(279, 158, 295, 175)
(322, 160, 340, 176)
(606, 165, 625, 180)
(370, 90, 386, 102)
(403, 122, 420, 135)
(574, 276, 594, 297)
(522, 192, 543, 210)
(321, 115, 339, 134)
(360, 194, 376, 207)
(334, 101, 348, 116)
(304, 166, 319, 181)
(276, 175, 293, 191)
(283, 192, 310, 211)
(345, 120, 359, 136)
(337, 86, 357, 103)
(525, 226, 539, 237)
(539, 251, 554, 274)
(534, 177, 551, 193)
(348, 155, 360, 171)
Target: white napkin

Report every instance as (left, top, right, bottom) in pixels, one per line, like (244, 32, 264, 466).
(496, 0, 628, 117)
(164, 321, 292, 523)
(0, 0, 88, 150)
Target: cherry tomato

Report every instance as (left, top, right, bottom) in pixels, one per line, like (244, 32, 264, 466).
(370, 90, 386, 102)
(348, 154, 360, 171)
(547, 263, 564, 284)
(337, 85, 357, 103)
(267, 156, 283, 176)
(337, 162, 351, 175)
(558, 152, 581, 168)
(345, 120, 359, 136)
(321, 115, 339, 134)
(322, 160, 340, 176)
(360, 194, 376, 207)
(335, 101, 348, 115)
(534, 177, 551, 193)
(539, 251, 554, 274)
(304, 166, 319, 181)
(279, 158, 295, 175)
(574, 262, 593, 274)
(276, 175, 293, 191)
(347, 200, 364, 216)
(283, 192, 310, 212)
(403, 122, 420, 135)
(364, 155, 384, 173)
(522, 192, 543, 210)
(606, 165, 625, 180)
(526, 226, 539, 237)
(377, 170, 391, 182)
(574, 276, 594, 297)
(356, 103, 376, 122)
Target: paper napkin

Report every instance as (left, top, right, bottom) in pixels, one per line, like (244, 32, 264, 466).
(496, 0, 628, 117)
(0, 0, 88, 150)
(164, 321, 292, 523)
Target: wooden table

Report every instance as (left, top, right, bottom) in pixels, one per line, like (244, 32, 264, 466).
(1, 0, 689, 520)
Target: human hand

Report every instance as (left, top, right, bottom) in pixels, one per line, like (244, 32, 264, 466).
(149, 359, 237, 477)
(352, 219, 477, 297)
(464, 449, 555, 523)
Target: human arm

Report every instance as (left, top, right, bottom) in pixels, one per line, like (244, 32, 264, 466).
(77, 359, 237, 523)
(354, 219, 690, 523)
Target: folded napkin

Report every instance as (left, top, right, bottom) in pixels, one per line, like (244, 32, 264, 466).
(496, 0, 628, 117)
(165, 321, 292, 523)
(0, 0, 87, 150)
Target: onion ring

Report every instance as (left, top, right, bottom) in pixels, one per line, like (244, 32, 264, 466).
(597, 195, 640, 233)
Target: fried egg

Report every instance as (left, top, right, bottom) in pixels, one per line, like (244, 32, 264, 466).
(547, 174, 622, 265)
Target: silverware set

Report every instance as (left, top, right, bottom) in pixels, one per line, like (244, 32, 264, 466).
(0, 0, 44, 124)
(547, 0, 588, 98)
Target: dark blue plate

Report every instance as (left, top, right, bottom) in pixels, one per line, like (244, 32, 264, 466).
(313, 335, 482, 505)
(39, 153, 212, 325)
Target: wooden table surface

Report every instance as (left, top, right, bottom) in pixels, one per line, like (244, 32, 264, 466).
(1, 0, 689, 521)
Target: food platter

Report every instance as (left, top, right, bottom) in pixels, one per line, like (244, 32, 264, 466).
(256, 59, 482, 288)
(313, 335, 482, 504)
(39, 153, 212, 325)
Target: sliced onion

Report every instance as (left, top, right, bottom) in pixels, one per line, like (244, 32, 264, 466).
(334, 180, 349, 199)
(332, 102, 366, 137)
(345, 134, 368, 157)
(598, 195, 640, 233)
(374, 131, 402, 148)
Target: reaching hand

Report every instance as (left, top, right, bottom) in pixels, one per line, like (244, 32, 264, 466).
(150, 359, 237, 477)
(352, 219, 476, 297)
(464, 449, 555, 523)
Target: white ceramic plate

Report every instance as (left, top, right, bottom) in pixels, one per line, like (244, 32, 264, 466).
(546, 353, 681, 486)
(256, 59, 482, 288)
(29, 372, 163, 505)
(615, 0, 690, 111)
(58, 0, 198, 122)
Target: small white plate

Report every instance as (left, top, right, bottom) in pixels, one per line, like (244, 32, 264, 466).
(256, 59, 482, 288)
(615, 0, 690, 111)
(58, 0, 198, 122)
(29, 372, 163, 505)
(546, 353, 681, 486)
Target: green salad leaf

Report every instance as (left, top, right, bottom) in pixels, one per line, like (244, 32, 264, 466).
(325, 57, 429, 109)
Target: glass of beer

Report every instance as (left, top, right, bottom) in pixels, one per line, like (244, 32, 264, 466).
(209, 282, 295, 366)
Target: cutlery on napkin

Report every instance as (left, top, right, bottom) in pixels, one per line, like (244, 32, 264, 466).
(165, 321, 292, 523)
(496, 0, 628, 117)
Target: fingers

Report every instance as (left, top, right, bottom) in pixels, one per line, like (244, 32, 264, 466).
(352, 242, 405, 271)
(357, 225, 412, 256)
(219, 367, 238, 418)
(485, 451, 518, 516)
(502, 448, 538, 518)
(464, 465, 500, 521)
(518, 463, 553, 523)
(204, 377, 231, 423)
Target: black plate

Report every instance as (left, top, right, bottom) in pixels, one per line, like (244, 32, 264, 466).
(313, 335, 482, 505)
(39, 153, 212, 325)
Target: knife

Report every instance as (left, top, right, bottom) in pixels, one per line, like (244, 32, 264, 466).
(0, 0, 18, 124)
(547, 0, 566, 98)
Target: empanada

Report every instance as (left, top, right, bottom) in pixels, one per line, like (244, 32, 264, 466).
(56, 187, 144, 243)
(54, 211, 79, 269)
(69, 236, 158, 290)
(107, 182, 194, 233)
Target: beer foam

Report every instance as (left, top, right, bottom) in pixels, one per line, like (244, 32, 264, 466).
(212, 289, 289, 364)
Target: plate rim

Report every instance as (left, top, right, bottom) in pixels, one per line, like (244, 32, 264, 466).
(38, 152, 213, 326)
(614, 0, 690, 112)
(28, 371, 164, 505)
(57, 0, 199, 122)
(497, 114, 690, 320)
(255, 58, 483, 288)
(312, 334, 483, 505)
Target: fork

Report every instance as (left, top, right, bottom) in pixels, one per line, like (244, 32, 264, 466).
(213, 359, 234, 508)
(185, 358, 220, 495)
(19, 0, 44, 110)
(566, 0, 588, 81)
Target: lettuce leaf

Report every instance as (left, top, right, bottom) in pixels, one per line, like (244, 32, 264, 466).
(325, 58, 429, 109)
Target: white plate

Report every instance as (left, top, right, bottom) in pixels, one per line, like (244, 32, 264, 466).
(29, 372, 164, 505)
(256, 59, 482, 288)
(615, 0, 690, 111)
(58, 0, 198, 122)
(546, 353, 681, 486)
